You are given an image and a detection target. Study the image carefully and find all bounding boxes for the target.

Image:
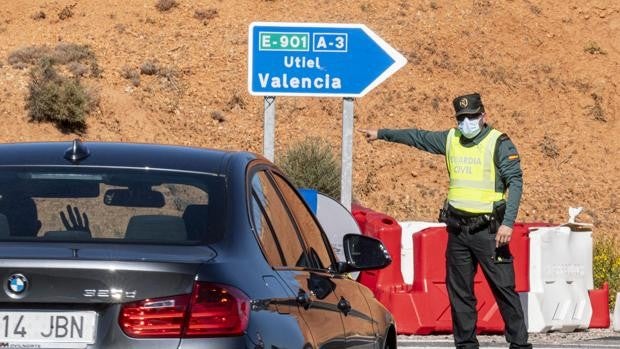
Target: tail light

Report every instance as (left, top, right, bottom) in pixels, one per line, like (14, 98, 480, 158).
(120, 282, 250, 338)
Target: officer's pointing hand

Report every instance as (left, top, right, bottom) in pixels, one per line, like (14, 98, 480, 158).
(496, 225, 513, 248)
(358, 129, 378, 142)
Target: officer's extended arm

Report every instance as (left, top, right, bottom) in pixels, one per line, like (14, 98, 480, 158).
(378, 129, 449, 155)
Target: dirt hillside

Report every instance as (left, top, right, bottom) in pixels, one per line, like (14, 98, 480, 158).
(0, 1, 618, 237)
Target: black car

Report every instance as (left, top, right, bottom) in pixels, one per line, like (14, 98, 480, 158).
(0, 140, 396, 348)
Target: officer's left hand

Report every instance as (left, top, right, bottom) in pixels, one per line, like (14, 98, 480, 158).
(496, 225, 512, 248)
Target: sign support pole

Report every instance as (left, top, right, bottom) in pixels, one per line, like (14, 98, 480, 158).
(341, 97, 354, 210)
(263, 96, 276, 161)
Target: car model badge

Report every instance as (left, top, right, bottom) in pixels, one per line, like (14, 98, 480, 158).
(6, 274, 28, 297)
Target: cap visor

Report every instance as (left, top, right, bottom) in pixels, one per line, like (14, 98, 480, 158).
(455, 107, 481, 116)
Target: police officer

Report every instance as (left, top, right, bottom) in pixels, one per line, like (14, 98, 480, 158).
(359, 93, 531, 349)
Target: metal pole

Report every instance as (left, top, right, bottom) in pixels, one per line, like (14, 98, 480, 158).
(341, 97, 354, 210)
(263, 96, 276, 162)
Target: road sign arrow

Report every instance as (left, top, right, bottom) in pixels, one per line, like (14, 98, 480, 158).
(248, 22, 407, 97)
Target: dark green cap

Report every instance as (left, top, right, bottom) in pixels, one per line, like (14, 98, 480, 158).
(453, 93, 485, 116)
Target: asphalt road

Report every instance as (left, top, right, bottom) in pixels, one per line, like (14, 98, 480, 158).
(397, 329, 620, 348)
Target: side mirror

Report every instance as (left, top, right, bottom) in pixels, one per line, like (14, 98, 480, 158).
(337, 234, 391, 273)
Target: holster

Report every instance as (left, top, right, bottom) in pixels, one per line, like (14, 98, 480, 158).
(489, 201, 506, 234)
(439, 201, 505, 234)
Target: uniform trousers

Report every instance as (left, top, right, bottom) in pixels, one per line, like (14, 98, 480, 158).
(446, 224, 531, 349)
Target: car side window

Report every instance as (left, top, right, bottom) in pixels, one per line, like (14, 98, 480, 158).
(271, 174, 334, 270)
(250, 192, 285, 267)
(250, 171, 308, 268)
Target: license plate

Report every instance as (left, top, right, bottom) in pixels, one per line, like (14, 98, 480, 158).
(0, 311, 97, 348)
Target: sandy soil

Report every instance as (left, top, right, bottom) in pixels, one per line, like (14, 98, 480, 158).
(0, 1, 618, 238)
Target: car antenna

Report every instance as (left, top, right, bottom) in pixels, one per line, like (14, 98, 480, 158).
(64, 139, 90, 162)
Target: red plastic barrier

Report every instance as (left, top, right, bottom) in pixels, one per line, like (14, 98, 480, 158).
(352, 206, 503, 334)
(353, 206, 405, 303)
(352, 205, 558, 335)
(589, 282, 610, 328)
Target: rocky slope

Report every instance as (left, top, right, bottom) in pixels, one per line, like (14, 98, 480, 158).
(0, 0, 618, 236)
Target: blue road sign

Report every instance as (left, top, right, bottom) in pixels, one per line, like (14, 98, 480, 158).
(248, 22, 407, 97)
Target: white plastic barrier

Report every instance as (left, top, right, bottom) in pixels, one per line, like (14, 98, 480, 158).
(399, 221, 446, 285)
(614, 293, 620, 332)
(522, 223, 593, 333)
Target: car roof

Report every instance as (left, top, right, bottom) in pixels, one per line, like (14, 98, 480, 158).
(0, 141, 258, 174)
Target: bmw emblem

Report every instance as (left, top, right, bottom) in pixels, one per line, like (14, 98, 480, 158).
(5, 273, 29, 298)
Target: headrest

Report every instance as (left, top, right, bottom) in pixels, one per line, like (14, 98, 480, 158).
(125, 215, 187, 241)
(182, 204, 208, 240)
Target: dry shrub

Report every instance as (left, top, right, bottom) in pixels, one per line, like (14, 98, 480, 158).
(194, 8, 218, 20)
(539, 134, 560, 159)
(8, 43, 95, 68)
(120, 66, 140, 86)
(584, 41, 606, 55)
(156, 66, 179, 90)
(210, 110, 226, 123)
(8, 46, 51, 67)
(58, 4, 76, 20)
(278, 137, 341, 199)
(587, 93, 606, 122)
(67, 62, 89, 77)
(140, 60, 159, 75)
(155, 0, 178, 12)
(32, 11, 46, 20)
(90, 62, 102, 78)
(26, 59, 91, 133)
(52, 43, 95, 65)
(226, 91, 246, 110)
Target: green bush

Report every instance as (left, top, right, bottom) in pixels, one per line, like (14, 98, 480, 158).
(278, 137, 341, 199)
(26, 59, 90, 133)
(593, 234, 620, 310)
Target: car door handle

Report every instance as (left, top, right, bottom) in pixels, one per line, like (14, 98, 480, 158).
(337, 296, 351, 315)
(296, 289, 311, 309)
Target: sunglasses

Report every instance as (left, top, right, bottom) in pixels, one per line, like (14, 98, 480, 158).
(456, 113, 482, 122)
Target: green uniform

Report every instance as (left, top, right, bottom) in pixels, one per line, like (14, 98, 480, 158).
(378, 124, 523, 228)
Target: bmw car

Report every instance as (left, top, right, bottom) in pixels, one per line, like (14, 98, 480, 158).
(0, 140, 396, 348)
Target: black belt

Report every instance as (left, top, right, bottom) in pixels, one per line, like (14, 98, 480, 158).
(440, 204, 492, 234)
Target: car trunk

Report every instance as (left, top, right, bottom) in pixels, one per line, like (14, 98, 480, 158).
(0, 242, 213, 348)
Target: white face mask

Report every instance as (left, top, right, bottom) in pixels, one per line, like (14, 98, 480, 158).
(458, 116, 482, 139)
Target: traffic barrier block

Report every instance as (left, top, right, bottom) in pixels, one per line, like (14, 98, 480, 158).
(355, 208, 405, 295)
(588, 282, 610, 328)
(399, 221, 446, 285)
(614, 292, 620, 332)
(524, 225, 593, 332)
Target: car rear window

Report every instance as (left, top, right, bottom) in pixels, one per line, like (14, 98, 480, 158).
(0, 167, 226, 244)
